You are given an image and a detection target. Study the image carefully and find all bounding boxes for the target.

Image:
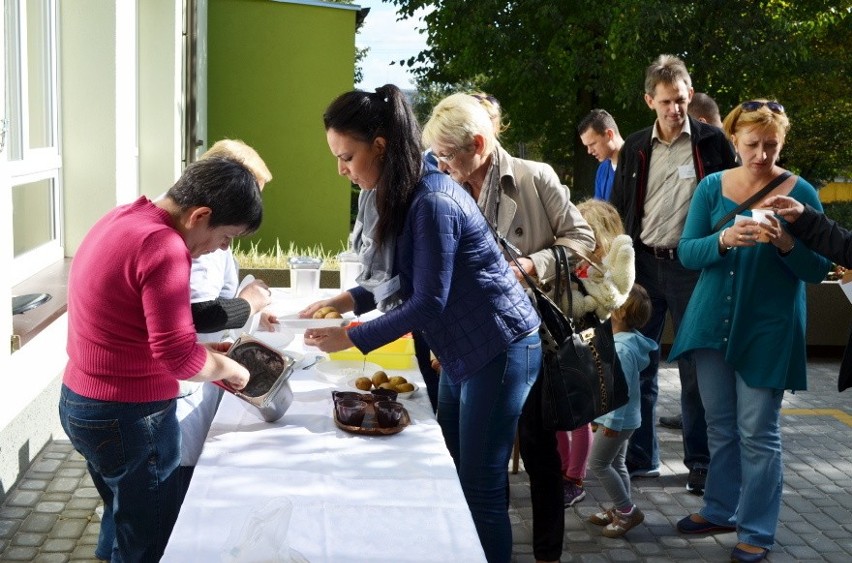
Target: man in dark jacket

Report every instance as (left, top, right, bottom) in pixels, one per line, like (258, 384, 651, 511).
(658, 92, 728, 432)
(610, 54, 737, 495)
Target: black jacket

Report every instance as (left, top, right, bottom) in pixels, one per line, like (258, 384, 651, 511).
(610, 116, 737, 241)
(787, 204, 852, 391)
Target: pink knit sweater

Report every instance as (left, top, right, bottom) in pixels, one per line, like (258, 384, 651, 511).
(64, 197, 207, 402)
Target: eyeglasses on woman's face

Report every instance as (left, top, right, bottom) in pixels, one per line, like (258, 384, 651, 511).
(741, 100, 785, 114)
(435, 151, 459, 164)
(434, 145, 472, 164)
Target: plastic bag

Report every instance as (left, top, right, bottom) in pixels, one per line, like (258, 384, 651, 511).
(220, 497, 306, 562)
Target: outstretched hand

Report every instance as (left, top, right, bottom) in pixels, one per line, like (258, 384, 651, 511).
(762, 195, 804, 223)
(303, 326, 353, 353)
(238, 279, 272, 314)
(298, 291, 355, 319)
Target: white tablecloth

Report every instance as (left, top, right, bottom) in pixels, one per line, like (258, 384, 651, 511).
(162, 290, 486, 563)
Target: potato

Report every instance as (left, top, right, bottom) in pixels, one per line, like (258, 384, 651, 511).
(312, 306, 336, 319)
(388, 376, 407, 386)
(324, 311, 343, 318)
(379, 382, 396, 390)
(371, 371, 389, 387)
(354, 377, 372, 391)
(396, 383, 415, 393)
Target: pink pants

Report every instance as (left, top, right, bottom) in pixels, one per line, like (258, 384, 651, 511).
(556, 424, 593, 481)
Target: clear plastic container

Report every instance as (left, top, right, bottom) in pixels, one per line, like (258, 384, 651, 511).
(288, 256, 323, 297)
(338, 251, 363, 291)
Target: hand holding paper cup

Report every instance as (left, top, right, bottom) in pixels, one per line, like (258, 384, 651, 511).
(751, 209, 775, 243)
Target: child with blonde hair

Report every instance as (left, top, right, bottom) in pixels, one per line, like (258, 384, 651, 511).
(588, 283, 656, 537)
(559, 199, 635, 506)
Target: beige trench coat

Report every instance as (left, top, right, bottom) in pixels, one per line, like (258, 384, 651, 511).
(482, 145, 595, 288)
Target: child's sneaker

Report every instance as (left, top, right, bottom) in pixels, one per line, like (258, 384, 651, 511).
(601, 505, 644, 538)
(588, 508, 615, 526)
(563, 480, 586, 507)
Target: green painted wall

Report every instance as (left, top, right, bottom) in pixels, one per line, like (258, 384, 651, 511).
(208, 0, 357, 254)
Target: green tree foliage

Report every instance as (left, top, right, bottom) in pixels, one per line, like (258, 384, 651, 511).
(391, 0, 850, 200)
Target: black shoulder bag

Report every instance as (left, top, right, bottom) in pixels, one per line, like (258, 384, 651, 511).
(499, 238, 628, 431)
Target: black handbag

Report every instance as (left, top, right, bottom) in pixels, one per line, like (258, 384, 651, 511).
(501, 239, 628, 431)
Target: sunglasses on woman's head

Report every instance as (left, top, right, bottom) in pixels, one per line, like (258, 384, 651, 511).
(741, 100, 785, 114)
(470, 93, 499, 107)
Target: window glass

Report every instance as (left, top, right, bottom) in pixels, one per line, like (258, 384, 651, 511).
(26, 0, 53, 149)
(5, 0, 23, 159)
(12, 177, 54, 256)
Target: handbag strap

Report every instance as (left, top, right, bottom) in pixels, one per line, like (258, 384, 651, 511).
(496, 233, 548, 296)
(552, 245, 571, 317)
(494, 234, 577, 326)
(560, 238, 605, 276)
(711, 171, 792, 232)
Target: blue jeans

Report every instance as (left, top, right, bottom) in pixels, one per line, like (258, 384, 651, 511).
(627, 251, 709, 472)
(694, 349, 784, 549)
(437, 332, 541, 563)
(59, 385, 182, 562)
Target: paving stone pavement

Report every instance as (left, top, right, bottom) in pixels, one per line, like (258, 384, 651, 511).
(1, 359, 850, 562)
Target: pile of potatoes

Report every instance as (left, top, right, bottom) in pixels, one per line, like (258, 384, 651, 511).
(354, 370, 415, 393)
(312, 306, 343, 319)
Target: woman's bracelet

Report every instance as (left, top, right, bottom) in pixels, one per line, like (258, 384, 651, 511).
(718, 228, 733, 253)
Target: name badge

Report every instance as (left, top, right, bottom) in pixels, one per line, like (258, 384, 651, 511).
(678, 164, 696, 180)
(373, 275, 400, 302)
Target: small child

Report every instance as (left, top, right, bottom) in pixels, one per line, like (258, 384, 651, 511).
(587, 283, 656, 537)
(559, 199, 634, 507)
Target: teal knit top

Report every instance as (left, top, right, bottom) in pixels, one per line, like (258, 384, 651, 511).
(670, 172, 832, 390)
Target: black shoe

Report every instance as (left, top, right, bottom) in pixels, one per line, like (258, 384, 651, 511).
(730, 544, 768, 562)
(686, 468, 707, 495)
(659, 414, 683, 429)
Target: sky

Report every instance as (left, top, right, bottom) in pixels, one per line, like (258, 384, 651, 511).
(354, 0, 429, 92)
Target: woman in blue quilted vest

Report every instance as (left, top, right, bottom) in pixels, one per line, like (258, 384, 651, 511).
(302, 84, 542, 563)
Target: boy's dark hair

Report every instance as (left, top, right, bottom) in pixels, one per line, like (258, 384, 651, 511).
(578, 109, 619, 137)
(621, 283, 652, 330)
(166, 157, 263, 233)
(689, 92, 722, 123)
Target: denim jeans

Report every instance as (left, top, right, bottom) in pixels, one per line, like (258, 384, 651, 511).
(588, 428, 634, 510)
(627, 251, 709, 472)
(437, 332, 541, 563)
(694, 349, 784, 549)
(59, 384, 182, 562)
(517, 372, 563, 561)
(413, 331, 439, 413)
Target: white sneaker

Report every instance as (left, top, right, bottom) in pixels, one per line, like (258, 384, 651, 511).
(602, 505, 645, 538)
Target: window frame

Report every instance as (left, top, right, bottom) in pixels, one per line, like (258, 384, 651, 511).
(5, 0, 63, 284)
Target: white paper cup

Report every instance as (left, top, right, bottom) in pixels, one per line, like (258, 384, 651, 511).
(751, 209, 773, 224)
(751, 209, 774, 242)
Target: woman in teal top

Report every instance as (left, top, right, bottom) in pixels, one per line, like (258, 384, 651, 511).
(669, 100, 831, 563)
